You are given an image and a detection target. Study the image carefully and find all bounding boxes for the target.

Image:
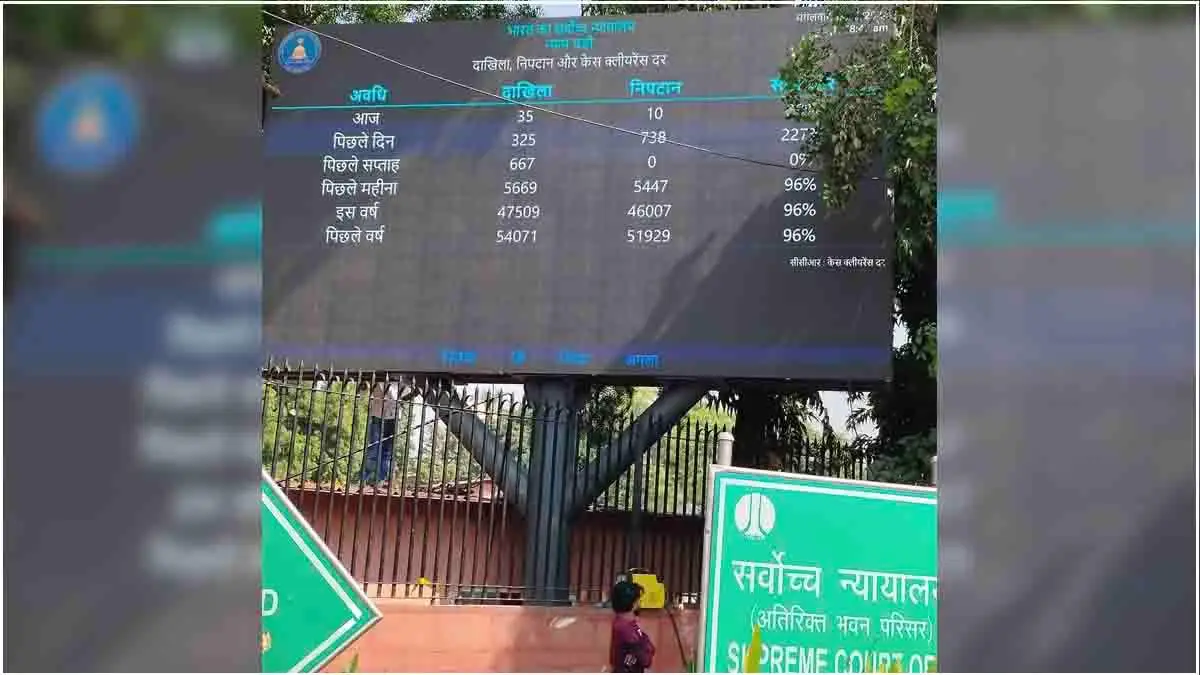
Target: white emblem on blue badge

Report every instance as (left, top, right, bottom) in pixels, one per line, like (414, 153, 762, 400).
(277, 29, 321, 75)
(35, 69, 140, 177)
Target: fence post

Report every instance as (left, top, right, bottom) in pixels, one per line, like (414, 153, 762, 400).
(629, 450, 645, 571)
(716, 431, 734, 466)
(931, 455, 938, 486)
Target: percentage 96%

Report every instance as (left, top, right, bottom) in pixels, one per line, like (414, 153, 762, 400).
(783, 202, 817, 217)
(782, 227, 817, 243)
(784, 176, 818, 192)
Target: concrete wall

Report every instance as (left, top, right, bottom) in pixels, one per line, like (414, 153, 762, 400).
(324, 602, 701, 673)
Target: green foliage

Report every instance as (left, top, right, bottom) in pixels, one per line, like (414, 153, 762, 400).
(408, 3, 540, 23)
(583, 386, 637, 448)
(261, 380, 485, 488)
(587, 389, 732, 515)
(728, 388, 844, 471)
(4, 6, 258, 152)
(261, 380, 371, 485)
(5, 5, 257, 62)
(260, 380, 722, 515)
(862, 429, 936, 486)
(779, 6, 937, 484)
(682, 393, 735, 430)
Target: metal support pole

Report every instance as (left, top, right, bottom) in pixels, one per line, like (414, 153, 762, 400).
(931, 455, 938, 486)
(716, 431, 734, 466)
(523, 379, 584, 605)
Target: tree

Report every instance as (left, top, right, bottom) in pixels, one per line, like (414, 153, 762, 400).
(408, 3, 539, 23)
(779, 5, 937, 484)
(262, 378, 369, 485)
(262, 377, 442, 487)
(591, 389, 734, 515)
(582, 385, 636, 449)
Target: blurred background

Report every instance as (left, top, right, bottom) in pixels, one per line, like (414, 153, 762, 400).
(937, 5, 1196, 672)
(4, 5, 262, 671)
(2, 3, 1196, 673)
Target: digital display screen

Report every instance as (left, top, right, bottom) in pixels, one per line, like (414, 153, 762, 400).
(265, 7, 894, 382)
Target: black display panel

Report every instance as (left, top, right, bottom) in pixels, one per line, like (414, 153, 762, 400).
(265, 7, 893, 382)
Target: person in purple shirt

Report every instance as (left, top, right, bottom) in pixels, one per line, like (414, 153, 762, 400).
(609, 580, 656, 673)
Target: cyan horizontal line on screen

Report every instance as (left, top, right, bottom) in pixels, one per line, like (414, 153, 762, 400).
(21, 202, 263, 269)
(207, 202, 262, 246)
(938, 189, 1192, 247)
(264, 343, 892, 368)
(937, 189, 997, 222)
(271, 93, 780, 112)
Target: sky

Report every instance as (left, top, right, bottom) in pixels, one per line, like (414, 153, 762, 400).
(534, 2, 583, 17)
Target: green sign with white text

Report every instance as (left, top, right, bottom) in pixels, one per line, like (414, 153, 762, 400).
(699, 467, 937, 674)
(261, 472, 381, 673)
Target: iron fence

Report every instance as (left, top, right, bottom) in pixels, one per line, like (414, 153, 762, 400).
(261, 366, 871, 605)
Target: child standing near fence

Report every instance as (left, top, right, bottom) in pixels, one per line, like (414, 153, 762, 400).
(609, 581, 656, 673)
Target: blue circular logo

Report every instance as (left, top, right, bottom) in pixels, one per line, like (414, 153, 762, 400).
(277, 29, 321, 75)
(35, 69, 140, 176)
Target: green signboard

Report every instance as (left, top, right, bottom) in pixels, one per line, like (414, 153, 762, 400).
(698, 467, 937, 674)
(261, 471, 381, 673)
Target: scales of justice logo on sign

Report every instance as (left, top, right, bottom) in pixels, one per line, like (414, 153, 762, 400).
(277, 29, 322, 75)
(699, 467, 938, 674)
(735, 492, 776, 540)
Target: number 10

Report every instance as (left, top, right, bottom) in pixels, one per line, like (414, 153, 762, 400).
(647, 106, 663, 120)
